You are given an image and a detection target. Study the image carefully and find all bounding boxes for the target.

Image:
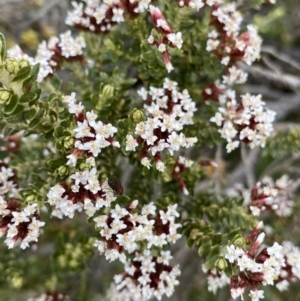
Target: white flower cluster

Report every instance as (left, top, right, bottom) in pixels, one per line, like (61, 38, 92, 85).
(0, 198, 45, 249)
(276, 241, 300, 291)
(7, 31, 86, 83)
(206, 3, 262, 70)
(94, 202, 181, 263)
(248, 175, 295, 217)
(66, 0, 151, 33)
(0, 164, 19, 197)
(6, 45, 35, 66)
(202, 265, 230, 294)
(47, 179, 116, 219)
(35, 31, 86, 82)
(210, 93, 276, 152)
(225, 235, 285, 301)
(148, 6, 183, 72)
(111, 249, 180, 300)
(63, 92, 120, 166)
(47, 92, 120, 218)
(226, 175, 295, 217)
(126, 78, 197, 172)
(0, 162, 45, 249)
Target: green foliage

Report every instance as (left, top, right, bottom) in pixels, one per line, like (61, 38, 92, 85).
(263, 128, 300, 159)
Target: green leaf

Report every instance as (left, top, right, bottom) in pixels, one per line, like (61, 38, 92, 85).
(54, 126, 65, 138)
(30, 63, 40, 79)
(49, 110, 58, 122)
(211, 233, 223, 245)
(227, 228, 241, 242)
(22, 64, 40, 87)
(44, 129, 54, 140)
(10, 104, 25, 117)
(4, 94, 19, 114)
(46, 93, 59, 104)
(28, 88, 42, 106)
(51, 74, 62, 90)
(186, 237, 194, 248)
(204, 245, 221, 269)
(6, 113, 25, 124)
(198, 240, 211, 257)
(0, 33, 6, 63)
(24, 108, 37, 120)
(19, 92, 37, 104)
(12, 66, 31, 82)
(28, 118, 41, 130)
(47, 157, 66, 170)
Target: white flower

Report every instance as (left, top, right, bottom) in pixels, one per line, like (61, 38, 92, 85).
(225, 245, 244, 263)
(249, 289, 264, 301)
(167, 32, 183, 49)
(141, 157, 152, 169)
(112, 8, 125, 23)
(156, 161, 166, 172)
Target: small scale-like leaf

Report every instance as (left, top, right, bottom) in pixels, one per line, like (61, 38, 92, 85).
(44, 129, 54, 140)
(51, 74, 62, 90)
(10, 104, 25, 117)
(198, 241, 211, 257)
(0, 33, 6, 63)
(47, 157, 66, 170)
(46, 93, 59, 104)
(211, 233, 223, 245)
(6, 113, 25, 124)
(22, 64, 40, 87)
(24, 108, 37, 120)
(30, 63, 40, 79)
(4, 94, 19, 114)
(19, 92, 37, 104)
(204, 245, 221, 270)
(54, 126, 65, 138)
(227, 228, 241, 242)
(12, 66, 31, 82)
(28, 118, 41, 130)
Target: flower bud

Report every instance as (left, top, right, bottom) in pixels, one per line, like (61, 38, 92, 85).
(131, 108, 144, 123)
(232, 234, 245, 248)
(10, 273, 24, 289)
(26, 194, 37, 203)
(5, 58, 19, 74)
(101, 84, 114, 100)
(64, 136, 74, 149)
(216, 256, 228, 271)
(0, 89, 11, 104)
(57, 165, 69, 177)
(19, 59, 30, 69)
